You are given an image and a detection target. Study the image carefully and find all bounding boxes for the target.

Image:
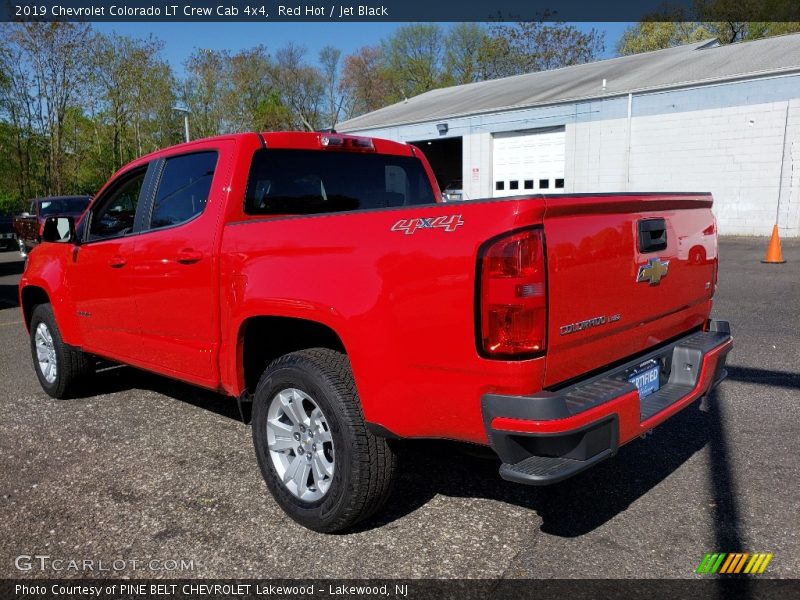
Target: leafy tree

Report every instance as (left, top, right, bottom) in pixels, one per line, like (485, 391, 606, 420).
(13, 23, 92, 195)
(90, 33, 177, 175)
(182, 48, 230, 139)
(225, 45, 279, 131)
(382, 24, 448, 100)
(445, 23, 488, 85)
(340, 45, 393, 117)
(617, 1, 800, 55)
(0, 23, 91, 198)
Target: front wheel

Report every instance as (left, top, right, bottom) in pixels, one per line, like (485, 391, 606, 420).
(252, 348, 397, 532)
(29, 304, 94, 398)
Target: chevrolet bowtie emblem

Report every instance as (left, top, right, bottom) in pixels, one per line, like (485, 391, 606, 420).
(637, 258, 670, 285)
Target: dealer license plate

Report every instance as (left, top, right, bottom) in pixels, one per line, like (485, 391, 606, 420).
(0, 233, 13, 239)
(628, 360, 661, 399)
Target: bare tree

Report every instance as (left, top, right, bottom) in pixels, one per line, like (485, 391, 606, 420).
(319, 45, 345, 129)
(273, 43, 324, 131)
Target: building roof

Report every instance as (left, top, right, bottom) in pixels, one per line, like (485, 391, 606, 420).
(338, 33, 800, 132)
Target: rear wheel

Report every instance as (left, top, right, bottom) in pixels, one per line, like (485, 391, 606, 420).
(252, 348, 397, 532)
(29, 304, 94, 398)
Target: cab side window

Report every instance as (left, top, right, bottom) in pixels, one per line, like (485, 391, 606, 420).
(88, 168, 146, 241)
(150, 151, 218, 229)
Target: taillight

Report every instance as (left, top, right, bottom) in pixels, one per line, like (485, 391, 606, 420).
(478, 228, 547, 357)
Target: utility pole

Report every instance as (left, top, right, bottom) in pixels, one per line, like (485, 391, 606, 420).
(173, 106, 191, 143)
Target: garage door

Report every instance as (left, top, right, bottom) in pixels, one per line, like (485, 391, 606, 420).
(492, 127, 565, 198)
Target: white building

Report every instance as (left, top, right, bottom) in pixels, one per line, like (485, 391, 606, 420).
(339, 34, 800, 237)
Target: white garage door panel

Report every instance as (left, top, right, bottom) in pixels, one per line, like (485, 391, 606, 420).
(493, 129, 566, 197)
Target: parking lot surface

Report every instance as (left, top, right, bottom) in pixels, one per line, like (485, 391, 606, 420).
(0, 238, 797, 579)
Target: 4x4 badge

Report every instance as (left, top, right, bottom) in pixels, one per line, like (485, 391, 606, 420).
(391, 214, 464, 235)
(637, 258, 670, 285)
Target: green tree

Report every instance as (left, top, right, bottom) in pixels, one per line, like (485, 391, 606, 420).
(617, 1, 800, 55)
(90, 33, 177, 175)
(225, 45, 278, 132)
(0, 23, 91, 198)
(382, 24, 448, 101)
(445, 23, 488, 85)
(182, 48, 230, 139)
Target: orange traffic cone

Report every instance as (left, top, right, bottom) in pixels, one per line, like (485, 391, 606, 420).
(761, 224, 786, 264)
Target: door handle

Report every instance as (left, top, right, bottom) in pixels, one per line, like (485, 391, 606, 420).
(176, 249, 202, 264)
(638, 218, 667, 253)
(108, 255, 127, 268)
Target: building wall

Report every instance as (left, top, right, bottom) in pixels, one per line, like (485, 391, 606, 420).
(627, 99, 798, 236)
(346, 73, 800, 237)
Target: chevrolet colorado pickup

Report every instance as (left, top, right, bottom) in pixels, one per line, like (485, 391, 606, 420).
(19, 132, 732, 532)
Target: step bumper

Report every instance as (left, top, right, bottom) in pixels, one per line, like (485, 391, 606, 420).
(482, 320, 733, 485)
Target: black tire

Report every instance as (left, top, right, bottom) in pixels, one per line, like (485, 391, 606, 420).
(29, 304, 94, 399)
(252, 348, 397, 533)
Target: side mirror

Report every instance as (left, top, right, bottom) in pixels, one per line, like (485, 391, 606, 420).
(42, 216, 78, 244)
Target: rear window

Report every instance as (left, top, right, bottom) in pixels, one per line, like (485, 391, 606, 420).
(244, 149, 436, 215)
(150, 151, 218, 229)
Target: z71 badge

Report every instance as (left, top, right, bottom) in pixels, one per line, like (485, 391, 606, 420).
(391, 215, 464, 235)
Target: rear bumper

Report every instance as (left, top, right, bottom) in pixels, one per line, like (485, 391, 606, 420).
(482, 320, 732, 485)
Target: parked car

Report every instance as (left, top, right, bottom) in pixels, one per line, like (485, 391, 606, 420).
(441, 179, 465, 201)
(13, 195, 91, 258)
(0, 215, 17, 251)
(19, 132, 731, 532)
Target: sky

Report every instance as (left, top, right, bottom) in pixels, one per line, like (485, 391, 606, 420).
(92, 22, 635, 74)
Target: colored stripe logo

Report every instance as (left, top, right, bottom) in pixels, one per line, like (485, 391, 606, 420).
(696, 552, 773, 574)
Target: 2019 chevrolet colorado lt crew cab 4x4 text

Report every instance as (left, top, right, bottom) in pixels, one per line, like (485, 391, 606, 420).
(19, 132, 732, 532)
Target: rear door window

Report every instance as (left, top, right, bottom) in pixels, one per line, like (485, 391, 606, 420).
(150, 151, 218, 229)
(244, 149, 436, 215)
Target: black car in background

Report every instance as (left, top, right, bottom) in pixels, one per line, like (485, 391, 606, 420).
(0, 215, 17, 251)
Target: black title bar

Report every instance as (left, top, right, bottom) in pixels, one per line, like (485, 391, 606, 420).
(2, 0, 799, 23)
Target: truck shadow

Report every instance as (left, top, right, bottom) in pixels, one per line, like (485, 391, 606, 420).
(360, 387, 753, 553)
(78, 363, 241, 421)
(0, 257, 24, 308)
(76, 366, 748, 553)
(357, 399, 716, 537)
(0, 257, 24, 277)
(0, 284, 20, 308)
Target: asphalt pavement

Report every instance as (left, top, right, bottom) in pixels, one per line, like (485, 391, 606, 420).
(0, 237, 797, 579)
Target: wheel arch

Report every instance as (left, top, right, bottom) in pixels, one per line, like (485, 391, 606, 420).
(20, 285, 51, 332)
(237, 315, 348, 396)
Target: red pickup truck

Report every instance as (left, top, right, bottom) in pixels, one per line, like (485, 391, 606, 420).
(19, 132, 732, 532)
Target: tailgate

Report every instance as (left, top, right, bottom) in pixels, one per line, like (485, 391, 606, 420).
(543, 194, 717, 387)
